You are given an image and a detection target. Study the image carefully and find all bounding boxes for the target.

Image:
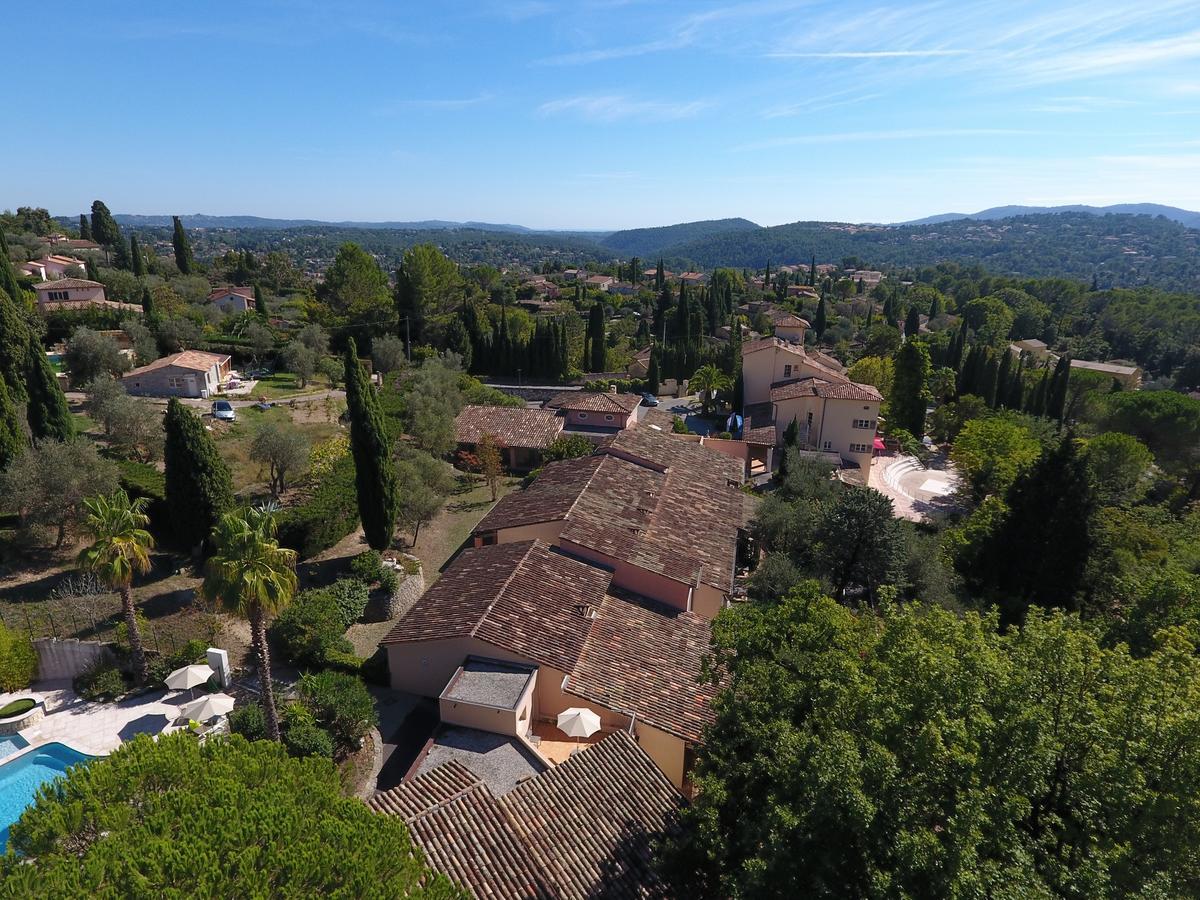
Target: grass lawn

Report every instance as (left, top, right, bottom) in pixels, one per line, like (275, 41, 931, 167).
(404, 473, 522, 582)
(248, 372, 335, 399)
(210, 405, 341, 495)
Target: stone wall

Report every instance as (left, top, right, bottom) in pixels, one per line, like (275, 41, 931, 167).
(364, 555, 426, 622)
(33, 638, 115, 682)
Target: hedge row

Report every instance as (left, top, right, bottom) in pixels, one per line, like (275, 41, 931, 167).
(276, 454, 359, 559)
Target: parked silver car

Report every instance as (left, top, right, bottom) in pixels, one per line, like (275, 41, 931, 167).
(211, 400, 237, 422)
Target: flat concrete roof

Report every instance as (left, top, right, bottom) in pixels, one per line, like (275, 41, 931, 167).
(442, 658, 536, 710)
(415, 725, 545, 796)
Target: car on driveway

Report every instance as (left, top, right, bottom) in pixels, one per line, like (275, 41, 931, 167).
(640, 392, 659, 407)
(211, 400, 237, 422)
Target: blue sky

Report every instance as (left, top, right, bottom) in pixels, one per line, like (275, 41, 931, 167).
(6, 0, 1200, 228)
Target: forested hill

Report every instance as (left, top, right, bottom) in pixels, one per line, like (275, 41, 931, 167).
(900, 203, 1200, 228)
(110, 214, 540, 233)
(600, 218, 760, 258)
(659, 213, 1200, 291)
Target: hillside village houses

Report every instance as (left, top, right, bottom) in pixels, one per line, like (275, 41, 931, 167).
(123, 350, 232, 398)
(207, 285, 255, 313)
(33, 277, 141, 314)
(20, 254, 86, 280)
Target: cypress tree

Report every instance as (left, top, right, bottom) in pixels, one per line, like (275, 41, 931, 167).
(1047, 355, 1071, 424)
(1027, 369, 1050, 416)
(809, 255, 817, 286)
(0, 375, 21, 471)
(588, 303, 606, 373)
(995, 350, 1013, 409)
(778, 416, 800, 479)
(982, 351, 1000, 408)
(163, 398, 234, 551)
(646, 349, 660, 395)
(891, 340, 932, 437)
(814, 295, 828, 339)
(0, 230, 24, 306)
(928, 294, 942, 319)
(764, 261, 771, 287)
(78, 213, 92, 241)
(90, 200, 121, 259)
(141, 286, 159, 326)
(343, 338, 398, 551)
(0, 287, 29, 401)
(85, 257, 99, 281)
(254, 284, 267, 318)
(130, 234, 146, 277)
(171, 216, 194, 274)
(655, 258, 665, 291)
(904, 304, 920, 339)
(1005, 356, 1025, 409)
(24, 332, 73, 441)
(865, 301, 874, 330)
(856, 277, 864, 295)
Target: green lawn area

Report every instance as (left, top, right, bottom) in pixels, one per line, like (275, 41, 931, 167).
(405, 473, 521, 581)
(247, 372, 334, 399)
(211, 405, 341, 495)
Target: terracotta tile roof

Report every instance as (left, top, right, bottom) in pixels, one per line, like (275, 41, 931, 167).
(380, 541, 609, 674)
(770, 377, 882, 403)
(476, 428, 745, 593)
(371, 733, 682, 900)
(208, 285, 255, 301)
(124, 350, 229, 376)
(369, 761, 552, 898)
(545, 391, 641, 414)
(567, 593, 716, 742)
(741, 335, 803, 356)
(768, 309, 810, 328)
(475, 455, 602, 532)
(454, 405, 564, 450)
(38, 299, 141, 312)
(33, 277, 104, 290)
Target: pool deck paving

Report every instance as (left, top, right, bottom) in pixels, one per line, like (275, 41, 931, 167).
(0, 680, 200, 757)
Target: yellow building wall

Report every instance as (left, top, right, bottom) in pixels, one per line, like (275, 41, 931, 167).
(493, 520, 567, 545)
(633, 721, 688, 788)
(692, 583, 727, 620)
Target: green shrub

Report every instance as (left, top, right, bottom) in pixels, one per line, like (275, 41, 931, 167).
(298, 671, 378, 755)
(148, 639, 209, 686)
(326, 578, 369, 628)
(359, 647, 390, 687)
(543, 433, 595, 462)
(113, 458, 171, 543)
(0, 622, 37, 692)
(349, 550, 384, 583)
(284, 722, 335, 759)
(378, 568, 400, 596)
(277, 454, 359, 559)
(270, 589, 352, 669)
(0, 698, 36, 719)
(322, 649, 364, 673)
(75, 660, 126, 701)
(228, 702, 267, 742)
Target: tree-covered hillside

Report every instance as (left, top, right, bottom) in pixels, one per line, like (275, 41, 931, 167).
(599, 217, 761, 258)
(661, 213, 1200, 291)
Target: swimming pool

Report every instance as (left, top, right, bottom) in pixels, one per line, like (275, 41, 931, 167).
(0, 736, 29, 762)
(0, 742, 96, 850)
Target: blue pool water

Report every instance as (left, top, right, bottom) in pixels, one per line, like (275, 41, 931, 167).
(0, 736, 29, 762)
(0, 743, 96, 850)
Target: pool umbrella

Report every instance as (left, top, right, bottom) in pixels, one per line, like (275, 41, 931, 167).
(164, 664, 214, 700)
(180, 693, 235, 723)
(556, 707, 601, 751)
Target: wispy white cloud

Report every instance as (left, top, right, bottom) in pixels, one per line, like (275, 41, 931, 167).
(761, 90, 883, 119)
(538, 94, 710, 121)
(1029, 95, 1136, 113)
(1016, 28, 1200, 83)
(765, 49, 969, 59)
(373, 93, 494, 115)
(733, 127, 1036, 152)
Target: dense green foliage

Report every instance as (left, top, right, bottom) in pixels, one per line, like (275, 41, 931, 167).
(276, 452, 360, 558)
(662, 584, 1200, 899)
(0, 621, 37, 692)
(271, 587, 355, 670)
(163, 399, 234, 549)
(344, 339, 399, 550)
(297, 670, 378, 755)
(890, 340, 931, 437)
(1, 733, 463, 897)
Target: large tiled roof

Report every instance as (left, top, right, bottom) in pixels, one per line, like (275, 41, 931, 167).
(208, 285, 255, 300)
(545, 390, 642, 414)
(124, 350, 230, 376)
(741, 335, 804, 356)
(370, 732, 683, 900)
(380, 541, 609, 674)
(33, 277, 103, 290)
(454, 404, 564, 450)
(474, 455, 602, 532)
(768, 309, 810, 328)
(567, 593, 715, 742)
(770, 377, 882, 403)
(477, 429, 744, 593)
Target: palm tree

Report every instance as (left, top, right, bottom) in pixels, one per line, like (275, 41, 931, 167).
(690, 364, 734, 417)
(200, 505, 297, 741)
(78, 491, 154, 684)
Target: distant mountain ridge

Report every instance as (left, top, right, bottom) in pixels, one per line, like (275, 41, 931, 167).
(600, 218, 761, 258)
(897, 203, 1200, 228)
(108, 214, 544, 234)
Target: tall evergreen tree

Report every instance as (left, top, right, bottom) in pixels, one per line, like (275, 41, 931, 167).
(646, 349, 660, 396)
(90, 200, 121, 259)
(254, 284, 267, 318)
(85, 257, 99, 281)
(171, 216, 194, 274)
(0, 287, 28, 401)
(904, 304, 920, 339)
(163, 398, 234, 551)
(1047, 355, 1071, 424)
(1005, 356, 1025, 409)
(0, 230, 24, 306)
(78, 213, 92, 241)
(343, 339, 398, 551)
(1026, 369, 1050, 417)
(814, 295, 828, 339)
(995, 350, 1013, 409)
(655, 258, 665, 291)
(0, 376, 21, 470)
(141, 286, 158, 325)
(982, 351, 1001, 408)
(809, 254, 817, 286)
(130, 234, 146, 277)
(588, 303, 606, 373)
(24, 333, 72, 441)
(928, 294, 942, 319)
(891, 340, 932, 437)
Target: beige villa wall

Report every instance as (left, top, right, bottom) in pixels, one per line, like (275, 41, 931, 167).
(439, 673, 535, 738)
(562, 408, 632, 429)
(558, 539, 691, 612)
(633, 721, 687, 788)
(743, 344, 835, 408)
(692, 583, 727, 620)
(492, 520, 566, 546)
(774, 323, 806, 343)
(815, 398, 879, 473)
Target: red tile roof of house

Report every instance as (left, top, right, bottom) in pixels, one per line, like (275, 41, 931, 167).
(124, 350, 230, 376)
(454, 405, 564, 450)
(566, 592, 716, 742)
(381, 541, 608, 673)
(475, 455, 602, 532)
(545, 391, 641, 414)
(370, 732, 683, 899)
(33, 277, 104, 290)
(768, 309, 811, 328)
(769, 377, 883, 403)
(208, 285, 255, 301)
